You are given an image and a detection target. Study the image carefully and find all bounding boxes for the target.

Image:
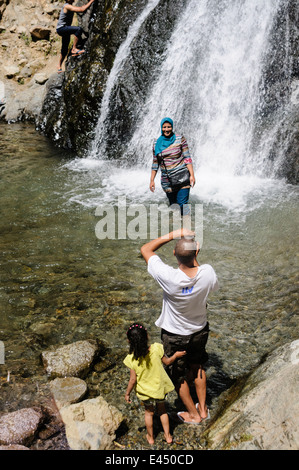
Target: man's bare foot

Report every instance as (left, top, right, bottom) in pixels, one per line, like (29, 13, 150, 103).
(164, 433, 173, 444)
(195, 403, 210, 420)
(146, 434, 154, 445)
(177, 411, 202, 424)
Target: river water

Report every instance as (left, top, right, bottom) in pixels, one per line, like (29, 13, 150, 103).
(0, 122, 298, 426)
(0, 0, 299, 449)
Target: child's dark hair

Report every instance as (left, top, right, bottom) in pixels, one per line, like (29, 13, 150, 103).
(126, 323, 149, 359)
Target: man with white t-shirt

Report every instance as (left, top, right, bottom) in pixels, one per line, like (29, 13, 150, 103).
(141, 228, 219, 424)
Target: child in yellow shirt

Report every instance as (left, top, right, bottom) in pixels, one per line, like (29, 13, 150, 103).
(124, 322, 186, 445)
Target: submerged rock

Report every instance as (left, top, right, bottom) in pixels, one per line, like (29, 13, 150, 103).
(41, 339, 99, 379)
(205, 339, 299, 450)
(50, 377, 88, 409)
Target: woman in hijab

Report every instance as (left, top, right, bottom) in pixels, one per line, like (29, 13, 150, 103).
(150, 118, 195, 214)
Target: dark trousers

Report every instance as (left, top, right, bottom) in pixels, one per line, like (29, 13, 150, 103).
(57, 26, 83, 56)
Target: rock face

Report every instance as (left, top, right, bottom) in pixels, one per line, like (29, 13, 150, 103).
(37, 0, 299, 182)
(37, 0, 189, 154)
(41, 339, 99, 379)
(205, 340, 299, 450)
(1, 0, 299, 182)
(59, 396, 123, 450)
(0, 0, 62, 121)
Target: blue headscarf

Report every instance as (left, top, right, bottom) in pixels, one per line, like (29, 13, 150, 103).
(154, 117, 176, 156)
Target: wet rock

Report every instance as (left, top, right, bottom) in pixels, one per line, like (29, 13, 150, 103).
(59, 396, 123, 450)
(50, 377, 88, 409)
(29, 321, 55, 339)
(0, 407, 44, 446)
(205, 339, 299, 450)
(41, 340, 99, 379)
(0, 444, 30, 450)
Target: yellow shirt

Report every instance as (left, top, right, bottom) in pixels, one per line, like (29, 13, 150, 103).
(123, 343, 174, 400)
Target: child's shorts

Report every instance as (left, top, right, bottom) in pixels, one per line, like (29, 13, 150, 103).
(142, 397, 166, 409)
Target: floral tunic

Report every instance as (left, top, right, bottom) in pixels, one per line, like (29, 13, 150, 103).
(152, 135, 192, 193)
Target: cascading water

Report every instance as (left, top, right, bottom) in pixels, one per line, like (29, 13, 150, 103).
(125, 0, 289, 209)
(69, 0, 293, 210)
(129, 0, 283, 170)
(1, 1, 298, 439)
(88, 0, 161, 160)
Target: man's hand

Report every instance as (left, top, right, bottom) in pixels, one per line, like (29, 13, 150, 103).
(141, 229, 196, 263)
(171, 228, 195, 239)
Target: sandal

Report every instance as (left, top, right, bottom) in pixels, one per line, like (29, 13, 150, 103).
(177, 411, 201, 425)
(195, 403, 210, 420)
(71, 49, 85, 56)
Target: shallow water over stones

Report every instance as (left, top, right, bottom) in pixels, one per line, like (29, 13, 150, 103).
(0, 123, 298, 449)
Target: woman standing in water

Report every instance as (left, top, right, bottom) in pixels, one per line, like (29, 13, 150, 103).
(150, 118, 195, 214)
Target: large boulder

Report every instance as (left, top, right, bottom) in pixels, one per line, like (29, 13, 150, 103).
(0, 407, 44, 446)
(59, 396, 123, 450)
(41, 340, 99, 379)
(205, 339, 299, 450)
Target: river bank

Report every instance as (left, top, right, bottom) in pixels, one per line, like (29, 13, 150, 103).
(1, 335, 299, 450)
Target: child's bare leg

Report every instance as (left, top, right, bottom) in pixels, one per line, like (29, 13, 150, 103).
(144, 403, 155, 445)
(156, 402, 172, 444)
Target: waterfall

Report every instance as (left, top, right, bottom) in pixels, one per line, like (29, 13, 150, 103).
(128, 0, 284, 168)
(89, 0, 161, 159)
(84, 0, 291, 209)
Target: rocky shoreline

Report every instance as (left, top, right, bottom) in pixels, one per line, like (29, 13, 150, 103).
(1, 337, 298, 450)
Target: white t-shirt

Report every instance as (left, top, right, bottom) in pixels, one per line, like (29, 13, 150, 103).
(148, 255, 219, 335)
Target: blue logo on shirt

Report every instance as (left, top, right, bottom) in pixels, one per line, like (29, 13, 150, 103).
(182, 286, 194, 295)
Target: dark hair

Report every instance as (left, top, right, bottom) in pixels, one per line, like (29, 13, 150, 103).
(174, 237, 198, 265)
(126, 323, 149, 359)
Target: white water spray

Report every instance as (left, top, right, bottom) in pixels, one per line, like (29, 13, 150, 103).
(69, 0, 291, 210)
(89, 0, 161, 159)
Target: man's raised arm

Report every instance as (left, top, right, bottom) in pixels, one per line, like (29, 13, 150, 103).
(140, 228, 195, 264)
(66, 0, 94, 13)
